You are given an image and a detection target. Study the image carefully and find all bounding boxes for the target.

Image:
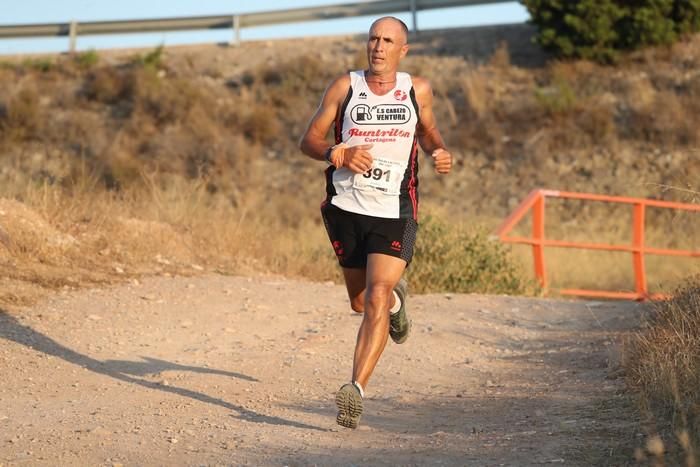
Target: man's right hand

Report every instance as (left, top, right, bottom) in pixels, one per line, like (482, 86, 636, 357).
(333, 144, 374, 173)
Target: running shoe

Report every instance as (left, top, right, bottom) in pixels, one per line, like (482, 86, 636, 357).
(335, 383, 363, 429)
(389, 277, 411, 344)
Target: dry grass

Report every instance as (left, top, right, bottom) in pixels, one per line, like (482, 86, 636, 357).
(0, 37, 698, 465)
(0, 33, 698, 304)
(625, 280, 700, 466)
(0, 176, 529, 306)
(0, 174, 338, 306)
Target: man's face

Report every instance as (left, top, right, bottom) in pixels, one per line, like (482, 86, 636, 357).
(366, 19, 408, 75)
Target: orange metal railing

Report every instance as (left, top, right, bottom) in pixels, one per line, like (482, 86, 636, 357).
(496, 189, 700, 301)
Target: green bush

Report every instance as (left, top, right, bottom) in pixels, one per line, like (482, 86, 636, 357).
(407, 214, 529, 295)
(131, 45, 164, 69)
(22, 58, 54, 73)
(522, 0, 700, 63)
(534, 76, 577, 115)
(75, 49, 99, 69)
(673, 0, 700, 35)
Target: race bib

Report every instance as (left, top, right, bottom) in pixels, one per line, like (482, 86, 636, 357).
(352, 157, 403, 195)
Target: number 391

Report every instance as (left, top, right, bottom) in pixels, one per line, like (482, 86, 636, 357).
(363, 168, 391, 181)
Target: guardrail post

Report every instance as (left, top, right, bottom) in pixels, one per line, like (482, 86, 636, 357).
(409, 0, 418, 34)
(69, 20, 78, 54)
(632, 202, 648, 298)
(532, 193, 547, 289)
(231, 15, 240, 46)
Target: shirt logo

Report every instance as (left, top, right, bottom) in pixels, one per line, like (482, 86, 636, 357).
(350, 103, 411, 125)
(394, 90, 407, 101)
(358, 91, 368, 99)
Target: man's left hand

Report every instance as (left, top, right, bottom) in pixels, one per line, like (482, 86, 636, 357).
(431, 148, 452, 174)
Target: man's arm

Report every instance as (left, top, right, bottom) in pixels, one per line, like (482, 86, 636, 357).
(413, 77, 452, 175)
(299, 75, 374, 173)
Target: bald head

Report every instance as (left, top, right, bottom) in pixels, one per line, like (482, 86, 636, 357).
(369, 16, 409, 45)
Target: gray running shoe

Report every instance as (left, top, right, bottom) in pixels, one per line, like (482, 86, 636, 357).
(389, 278, 411, 344)
(335, 383, 363, 429)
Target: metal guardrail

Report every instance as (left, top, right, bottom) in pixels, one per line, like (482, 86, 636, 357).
(0, 0, 512, 52)
(496, 189, 700, 301)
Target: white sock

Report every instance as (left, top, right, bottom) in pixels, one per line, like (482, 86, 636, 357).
(389, 290, 401, 314)
(352, 380, 365, 398)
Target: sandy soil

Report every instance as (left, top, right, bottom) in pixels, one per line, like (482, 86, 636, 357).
(0, 274, 645, 466)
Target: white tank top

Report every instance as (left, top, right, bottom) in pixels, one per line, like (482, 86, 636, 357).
(324, 70, 420, 219)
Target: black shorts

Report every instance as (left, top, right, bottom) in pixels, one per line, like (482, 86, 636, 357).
(321, 203, 418, 268)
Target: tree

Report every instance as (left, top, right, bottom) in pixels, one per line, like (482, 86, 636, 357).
(522, 0, 700, 63)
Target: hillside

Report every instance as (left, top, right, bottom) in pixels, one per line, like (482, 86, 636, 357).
(1, 25, 698, 464)
(1, 24, 697, 218)
(0, 24, 698, 304)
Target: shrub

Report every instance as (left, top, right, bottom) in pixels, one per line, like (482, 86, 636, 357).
(131, 45, 164, 69)
(75, 49, 99, 69)
(534, 76, 578, 116)
(133, 69, 201, 125)
(241, 106, 280, 145)
(673, 0, 700, 35)
(522, 0, 700, 63)
(22, 58, 54, 73)
(522, 0, 626, 63)
(83, 67, 133, 104)
(0, 87, 41, 141)
(407, 214, 529, 295)
(254, 54, 341, 96)
(626, 279, 700, 464)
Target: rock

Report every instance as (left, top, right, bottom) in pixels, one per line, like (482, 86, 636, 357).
(0, 224, 11, 249)
(155, 255, 171, 265)
(89, 426, 111, 436)
(646, 436, 664, 456)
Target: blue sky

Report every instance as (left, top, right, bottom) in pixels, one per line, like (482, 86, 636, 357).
(0, 0, 529, 55)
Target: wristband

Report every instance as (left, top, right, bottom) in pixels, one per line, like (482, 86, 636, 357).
(324, 146, 335, 165)
(324, 143, 346, 167)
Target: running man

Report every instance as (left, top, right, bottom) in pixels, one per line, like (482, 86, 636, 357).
(299, 16, 452, 429)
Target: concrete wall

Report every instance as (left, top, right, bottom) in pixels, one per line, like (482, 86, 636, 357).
(409, 23, 547, 67)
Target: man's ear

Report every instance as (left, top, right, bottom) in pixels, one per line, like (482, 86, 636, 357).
(400, 44, 409, 58)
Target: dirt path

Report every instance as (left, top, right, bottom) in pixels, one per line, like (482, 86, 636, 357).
(0, 275, 645, 466)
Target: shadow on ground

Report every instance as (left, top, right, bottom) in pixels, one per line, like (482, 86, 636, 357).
(0, 309, 324, 431)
